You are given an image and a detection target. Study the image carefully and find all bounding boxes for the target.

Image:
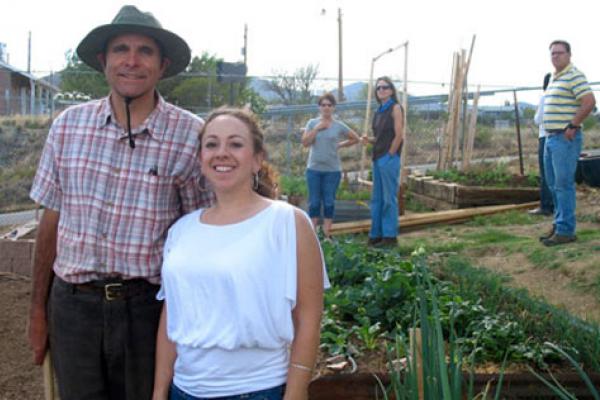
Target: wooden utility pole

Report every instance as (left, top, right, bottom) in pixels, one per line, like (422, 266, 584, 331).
(27, 31, 31, 73)
(242, 24, 248, 68)
(337, 8, 344, 102)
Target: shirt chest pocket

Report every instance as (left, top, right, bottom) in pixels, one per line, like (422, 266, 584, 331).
(125, 171, 179, 233)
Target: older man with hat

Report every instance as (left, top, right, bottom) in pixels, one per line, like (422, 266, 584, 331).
(28, 6, 212, 399)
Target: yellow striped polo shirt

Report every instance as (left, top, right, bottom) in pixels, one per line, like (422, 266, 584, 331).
(543, 63, 592, 131)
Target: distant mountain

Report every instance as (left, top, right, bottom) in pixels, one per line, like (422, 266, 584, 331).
(331, 82, 367, 102)
(248, 77, 281, 102)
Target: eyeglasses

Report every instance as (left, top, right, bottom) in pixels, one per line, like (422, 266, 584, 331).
(319, 103, 333, 107)
(376, 85, 391, 91)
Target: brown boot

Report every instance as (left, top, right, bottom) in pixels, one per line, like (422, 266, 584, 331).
(542, 234, 576, 247)
(539, 225, 555, 242)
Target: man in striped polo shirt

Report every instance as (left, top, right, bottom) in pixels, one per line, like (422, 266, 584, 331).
(541, 40, 596, 246)
(27, 6, 212, 399)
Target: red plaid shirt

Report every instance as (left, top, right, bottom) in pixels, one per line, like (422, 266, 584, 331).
(30, 95, 213, 284)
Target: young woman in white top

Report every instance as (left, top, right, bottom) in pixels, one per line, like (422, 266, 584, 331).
(152, 108, 327, 400)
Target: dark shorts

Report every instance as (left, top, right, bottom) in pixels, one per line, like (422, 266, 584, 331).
(49, 276, 162, 400)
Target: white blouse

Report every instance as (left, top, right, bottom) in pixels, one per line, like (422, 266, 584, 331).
(158, 200, 328, 397)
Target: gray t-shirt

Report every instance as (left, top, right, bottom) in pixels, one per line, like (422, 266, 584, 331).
(304, 118, 351, 171)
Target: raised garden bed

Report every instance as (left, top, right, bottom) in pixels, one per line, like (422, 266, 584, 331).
(407, 175, 539, 210)
(315, 238, 600, 399)
(308, 371, 600, 400)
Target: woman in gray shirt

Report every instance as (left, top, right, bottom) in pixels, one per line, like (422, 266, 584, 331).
(301, 93, 359, 239)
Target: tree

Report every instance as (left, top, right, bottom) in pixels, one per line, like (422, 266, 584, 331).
(60, 50, 109, 98)
(264, 64, 319, 105)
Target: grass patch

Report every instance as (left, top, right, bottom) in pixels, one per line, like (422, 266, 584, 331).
(577, 229, 600, 242)
(462, 228, 525, 245)
(527, 248, 558, 267)
(577, 213, 600, 224)
(467, 210, 538, 227)
(396, 237, 467, 255)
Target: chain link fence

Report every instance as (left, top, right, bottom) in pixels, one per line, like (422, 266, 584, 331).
(258, 87, 600, 179)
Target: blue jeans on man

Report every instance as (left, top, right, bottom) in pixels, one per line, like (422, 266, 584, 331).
(305, 169, 341, 220)
(537, 137, 554, 214)
(369, 153, 400, 240)
(544, 130, 582, 237)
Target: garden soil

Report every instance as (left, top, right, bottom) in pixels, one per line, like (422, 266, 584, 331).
(1, 189, 598, 399)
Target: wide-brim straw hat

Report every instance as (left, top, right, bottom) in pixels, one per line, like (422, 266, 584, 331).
(76, 5, 191, 79)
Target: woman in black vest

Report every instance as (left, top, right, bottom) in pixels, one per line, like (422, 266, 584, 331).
(361, 76, 405, 246)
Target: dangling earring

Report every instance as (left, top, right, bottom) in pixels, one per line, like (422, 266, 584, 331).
(198, 175, 210, 193)
(253, 173, 259, 190)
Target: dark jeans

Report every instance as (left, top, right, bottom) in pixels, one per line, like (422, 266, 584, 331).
(305, 169, 342, 219)
(538, 136, 554, 213)
(170, 383, 285, 400)
(49, 276, 162, 400)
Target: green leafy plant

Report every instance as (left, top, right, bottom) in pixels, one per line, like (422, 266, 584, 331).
(429, 162, 537, 188)
(527, 342, 600, 400)
(278, 174, 307, 197)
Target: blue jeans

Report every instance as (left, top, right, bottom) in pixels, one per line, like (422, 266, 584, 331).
(305, 169, 342, 219)
(544, 131, 582, 236)
(169, 383, 285, 400)
(537, 137, 554, 213)
(370, 153, 400, 239)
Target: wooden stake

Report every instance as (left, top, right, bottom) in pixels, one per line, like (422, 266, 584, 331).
(452, 49, 467, 164)
(462, 85, 480, 170)
(513, 90, 525, 176)
(409, 328, 424, 400)
(399, 43, 409, 217)
(360, 59, 376, 180)
(438, 52, 458, 170)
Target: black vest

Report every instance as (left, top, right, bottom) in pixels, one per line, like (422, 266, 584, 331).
(372, 104, 402, 160)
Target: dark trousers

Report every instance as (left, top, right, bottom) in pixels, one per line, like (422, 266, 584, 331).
(49, 277, 162, 400)
(538, 136, 554, 213)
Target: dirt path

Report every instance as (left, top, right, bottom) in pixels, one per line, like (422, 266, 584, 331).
(0, 274, 42, 399)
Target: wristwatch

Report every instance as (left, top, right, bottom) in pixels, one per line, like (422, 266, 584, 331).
(566, 122, 581, 130)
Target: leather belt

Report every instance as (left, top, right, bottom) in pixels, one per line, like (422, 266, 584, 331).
(58, 277, 159, 301)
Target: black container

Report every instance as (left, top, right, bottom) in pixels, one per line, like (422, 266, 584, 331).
(578, 155, 600, 187)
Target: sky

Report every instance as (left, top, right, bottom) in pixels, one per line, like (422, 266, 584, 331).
(1, 0, 599, 105)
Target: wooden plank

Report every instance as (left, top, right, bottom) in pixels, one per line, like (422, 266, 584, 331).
(422, 179, 457, 202)
(330, 201, 538, 235)
(455, 186, 539, 206)
(409, 192, 459, 211)
(406, 175, 425, 194)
